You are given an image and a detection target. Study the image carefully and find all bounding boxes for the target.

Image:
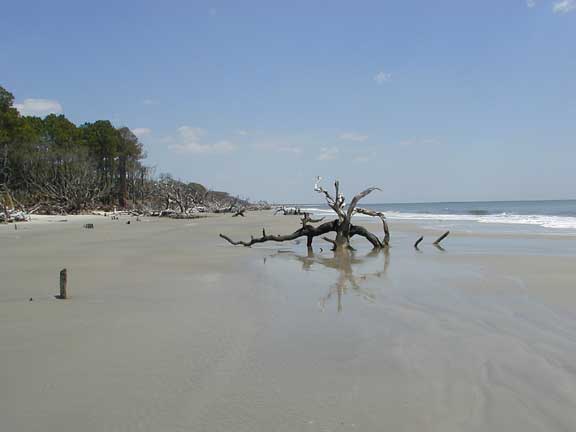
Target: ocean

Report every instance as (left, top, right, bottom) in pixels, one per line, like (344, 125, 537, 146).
(298, 200, 576, 234)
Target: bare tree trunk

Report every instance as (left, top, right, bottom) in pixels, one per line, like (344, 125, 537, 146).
(118, 154, 127, 208)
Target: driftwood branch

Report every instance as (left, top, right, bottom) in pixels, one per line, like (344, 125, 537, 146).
(347, 187, 381, 220)
(414, 236, 424, 249)
(232, 208, 246, 217)
(220, 220, 339, 247)
(301, 212, 325, 227)
(433, 231, 450, 245)
(222, 178, 387, 251)
(354, 207, 390, 247)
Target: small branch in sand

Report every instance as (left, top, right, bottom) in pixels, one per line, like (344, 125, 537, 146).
(414, 236, 424, 249)
(433, 231, 450, 246)
(232, 208, 246, 217)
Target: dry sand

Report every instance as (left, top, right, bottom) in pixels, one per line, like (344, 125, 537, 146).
(1, 212, 576, 431)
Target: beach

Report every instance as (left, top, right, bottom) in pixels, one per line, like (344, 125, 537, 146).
(2, 212, 576, 431)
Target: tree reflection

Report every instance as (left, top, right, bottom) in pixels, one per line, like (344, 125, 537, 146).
(267, 246, 390, 312)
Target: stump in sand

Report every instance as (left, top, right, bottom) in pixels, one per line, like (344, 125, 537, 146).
(57, 268, 67, 299)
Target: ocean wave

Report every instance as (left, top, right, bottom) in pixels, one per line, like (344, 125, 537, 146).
(299, 208, 576, 230)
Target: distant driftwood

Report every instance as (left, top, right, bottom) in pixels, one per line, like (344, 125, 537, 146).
(232, 208, 246, 217)
(274, 206, 306, 216)
(0, 209, 29, 223)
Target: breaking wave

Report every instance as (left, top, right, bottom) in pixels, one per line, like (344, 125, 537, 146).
(300, 208, 576, 230)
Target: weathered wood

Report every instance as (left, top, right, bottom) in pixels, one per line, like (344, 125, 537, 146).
(300, 212, 325, 227)
(347, 187, 381, 221)
(222, 179, 388, 251)
(414, 236, 424, 249)
(232, 208, 246, 217)
(322, 236, 337, 247)
(58, 268, 67, 299)
(433, 231, 450, 245)
(220, 220, 339, 247)
(354, 207, 390, 247)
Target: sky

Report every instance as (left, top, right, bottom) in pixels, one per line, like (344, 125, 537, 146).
(1, 0, 575, 203)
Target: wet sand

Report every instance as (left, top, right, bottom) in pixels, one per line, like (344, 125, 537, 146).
(1, 212, 576, 431)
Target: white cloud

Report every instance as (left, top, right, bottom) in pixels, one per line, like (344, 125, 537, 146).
(142, 98, 158, 105)
(526, 0, 536, 8)
(553, 0, 576, 13)
(14, 98, 63, 117)
(374, 71, 392, 85)
(317, 147, 339, 161)
(339, 132, 369, 142)
(168, 126, 236, 155)
(131, 128, 152, 138)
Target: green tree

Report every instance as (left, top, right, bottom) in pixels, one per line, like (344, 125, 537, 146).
(80, 120, 121, 200)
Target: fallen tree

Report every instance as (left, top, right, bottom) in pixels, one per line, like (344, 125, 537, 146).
(220, 177, 389, 251)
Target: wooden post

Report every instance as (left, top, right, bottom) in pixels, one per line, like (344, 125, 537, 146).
(59, 268, 67, 299)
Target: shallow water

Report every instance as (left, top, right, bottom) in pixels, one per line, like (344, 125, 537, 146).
(246, 242, 576, 431)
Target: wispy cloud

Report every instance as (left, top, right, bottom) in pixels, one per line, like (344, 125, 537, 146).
(353, 152, 375, 163)
(553, 0, 576, 13)
(339, 132, 368, 142)
(235, 129, 262, 137)
(14, 98, 63, 117)
(374, 71, 392, 85)
(253, 141, 302, 154)
(131, 128, 152, 138)
(399, 137, 439, 147)
(168, 126, 236, 154)
(526, 0, 536, 8)
(142, 98, 158, 105)
(317, 147, 339, 161)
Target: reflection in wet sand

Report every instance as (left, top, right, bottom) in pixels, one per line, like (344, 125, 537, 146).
(267, 246, 390, 312)
(258, 244, 576, 431)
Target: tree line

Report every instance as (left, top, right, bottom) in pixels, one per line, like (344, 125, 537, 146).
(0, 85, 247, 217)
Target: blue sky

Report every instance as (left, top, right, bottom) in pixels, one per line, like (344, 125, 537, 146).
(2, 0, 575, 203)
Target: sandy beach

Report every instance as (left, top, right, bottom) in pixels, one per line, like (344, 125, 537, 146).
(2, 212, 576, 431)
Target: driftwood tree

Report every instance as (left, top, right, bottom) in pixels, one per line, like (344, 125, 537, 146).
(26, 151, 109, 213)
(220, 177, 390, 251)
